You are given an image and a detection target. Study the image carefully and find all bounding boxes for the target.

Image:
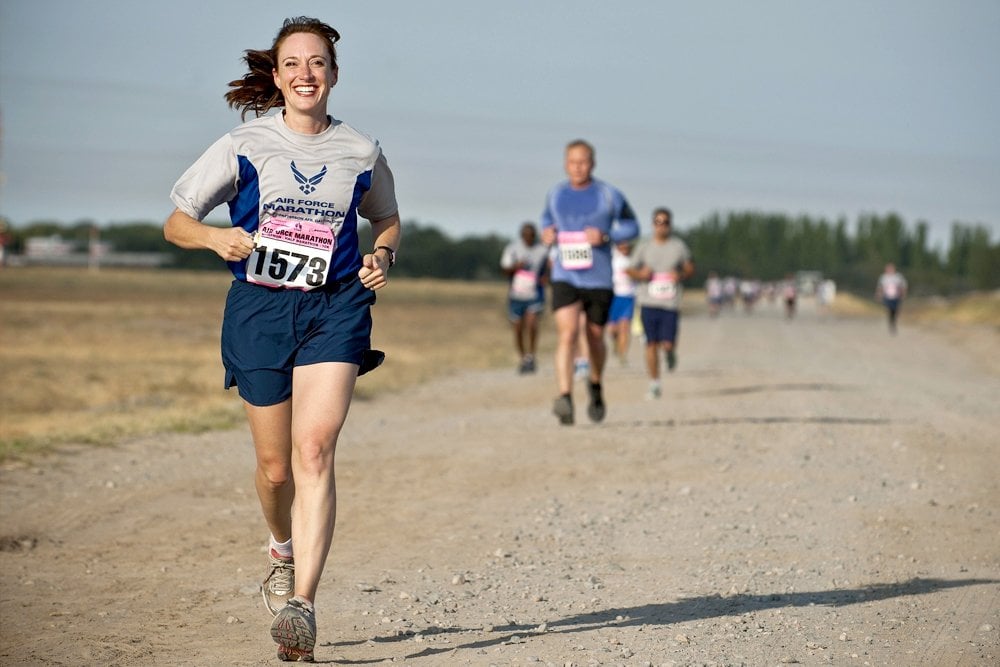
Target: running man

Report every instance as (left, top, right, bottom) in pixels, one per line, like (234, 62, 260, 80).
(541, 139, 640, 425)
(607, 240, 637, 366)
(705, 270, 724, 318)
(627, 208, 694, 399)
(500, 221, 549, 373)
(781, 273, 798, 320)
(875, 262, 908, 334)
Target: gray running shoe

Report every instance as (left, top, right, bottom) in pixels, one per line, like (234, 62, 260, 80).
(271, 596, 316, 662)
(587, 383, 606, 423)
(262, 551, 295, 617)
(552, 395, 574, 425)
(518, 355, 536, 374)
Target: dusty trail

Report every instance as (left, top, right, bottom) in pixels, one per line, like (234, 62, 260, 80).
(2, 299, 997, 666)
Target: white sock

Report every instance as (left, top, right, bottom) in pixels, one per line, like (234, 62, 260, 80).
(269, 535, 293, 558)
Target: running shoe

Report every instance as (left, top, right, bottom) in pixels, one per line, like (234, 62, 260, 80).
(552, 395, 574, 425)
(667, 349, 677, 372)
(587, 382, 606, 423)
(518, 355, 536, 374)
(646, 381, 662, 400)
(262, 550, 295, 617)
(271, 596, 316, 662)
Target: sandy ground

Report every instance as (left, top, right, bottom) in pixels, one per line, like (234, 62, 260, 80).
(1, 298, 998, 666)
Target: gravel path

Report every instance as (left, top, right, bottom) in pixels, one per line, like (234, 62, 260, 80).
(2, 299, 997, 666)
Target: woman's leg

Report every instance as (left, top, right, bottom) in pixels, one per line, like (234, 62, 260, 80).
(287, 361, 358, 603)
(244, 400, 295, 543)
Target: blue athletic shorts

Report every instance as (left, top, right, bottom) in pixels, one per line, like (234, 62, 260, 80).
(608, 295, 635, 324)
(508, 294, 544, 322)
(221, 277, 376, 406)
(640, 306, 680, 344)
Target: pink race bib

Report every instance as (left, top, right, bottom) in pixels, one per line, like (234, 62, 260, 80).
(247, 217, 336, 290)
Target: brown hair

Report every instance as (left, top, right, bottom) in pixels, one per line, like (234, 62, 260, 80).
(225, 16, 341, 120)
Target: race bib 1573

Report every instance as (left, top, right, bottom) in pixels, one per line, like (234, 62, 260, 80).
(247, 217, 335, 290)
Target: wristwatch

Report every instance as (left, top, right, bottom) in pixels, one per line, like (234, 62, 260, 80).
(374, 245, 396, 267)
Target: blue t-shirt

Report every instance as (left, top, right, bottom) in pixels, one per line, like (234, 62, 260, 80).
(541, 179, 639, 289)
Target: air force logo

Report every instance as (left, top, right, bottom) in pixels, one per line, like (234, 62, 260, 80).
(291, 161, 328, 195)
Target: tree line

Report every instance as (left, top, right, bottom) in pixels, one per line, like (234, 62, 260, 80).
(685, 212, 998, 295)
(3, 212, 997, 294)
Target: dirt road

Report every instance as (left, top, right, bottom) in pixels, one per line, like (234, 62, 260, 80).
(2, 298, 997, 666)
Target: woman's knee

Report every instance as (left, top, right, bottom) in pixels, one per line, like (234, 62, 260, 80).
(294, 432, 340, 475)
(257, 458, 293, 489)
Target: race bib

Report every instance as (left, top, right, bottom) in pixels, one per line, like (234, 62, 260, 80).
(558, 231, 593, 270)
(883, 283, 899, 299)
(648, 272, 678, 301)
(247, 217, 335, 290)
(510, 269, 539, 300)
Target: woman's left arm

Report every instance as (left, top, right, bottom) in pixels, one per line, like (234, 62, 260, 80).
(358, 213, 402, 290)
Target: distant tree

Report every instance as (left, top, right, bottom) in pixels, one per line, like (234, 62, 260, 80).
(102, 222, 174, 252)
(359, 220, 508, 280)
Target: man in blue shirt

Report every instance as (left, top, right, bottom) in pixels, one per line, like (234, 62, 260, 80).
(540, 139, 640, 425)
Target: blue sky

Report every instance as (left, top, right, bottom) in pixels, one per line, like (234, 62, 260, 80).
(2, 0, 998, 249)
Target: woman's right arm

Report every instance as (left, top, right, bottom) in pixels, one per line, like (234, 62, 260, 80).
(164, 208, 255, 262)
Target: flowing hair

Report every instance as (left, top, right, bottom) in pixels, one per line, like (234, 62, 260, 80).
(225, 16, 341, 120)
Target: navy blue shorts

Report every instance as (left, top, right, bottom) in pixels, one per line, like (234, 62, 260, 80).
(640, 306, 680, 344)
(221, 277, 376, 406)
(508, 295, 544, 322)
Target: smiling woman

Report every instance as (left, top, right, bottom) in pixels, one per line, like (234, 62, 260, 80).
(160, 15, 404, 662)
(224, 17, 340, 128)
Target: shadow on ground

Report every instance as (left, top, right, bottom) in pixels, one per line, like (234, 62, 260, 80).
(327, 577, 994, 663)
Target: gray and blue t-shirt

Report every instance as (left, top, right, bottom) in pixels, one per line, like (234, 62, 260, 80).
(171, 113, 397, 283)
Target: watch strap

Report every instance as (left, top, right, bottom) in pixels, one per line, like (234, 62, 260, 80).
(374, 245, 396, 267)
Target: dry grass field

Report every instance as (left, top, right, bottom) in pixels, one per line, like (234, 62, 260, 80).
(0, 268, 538, 461)
(1, 267, 995, 462)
